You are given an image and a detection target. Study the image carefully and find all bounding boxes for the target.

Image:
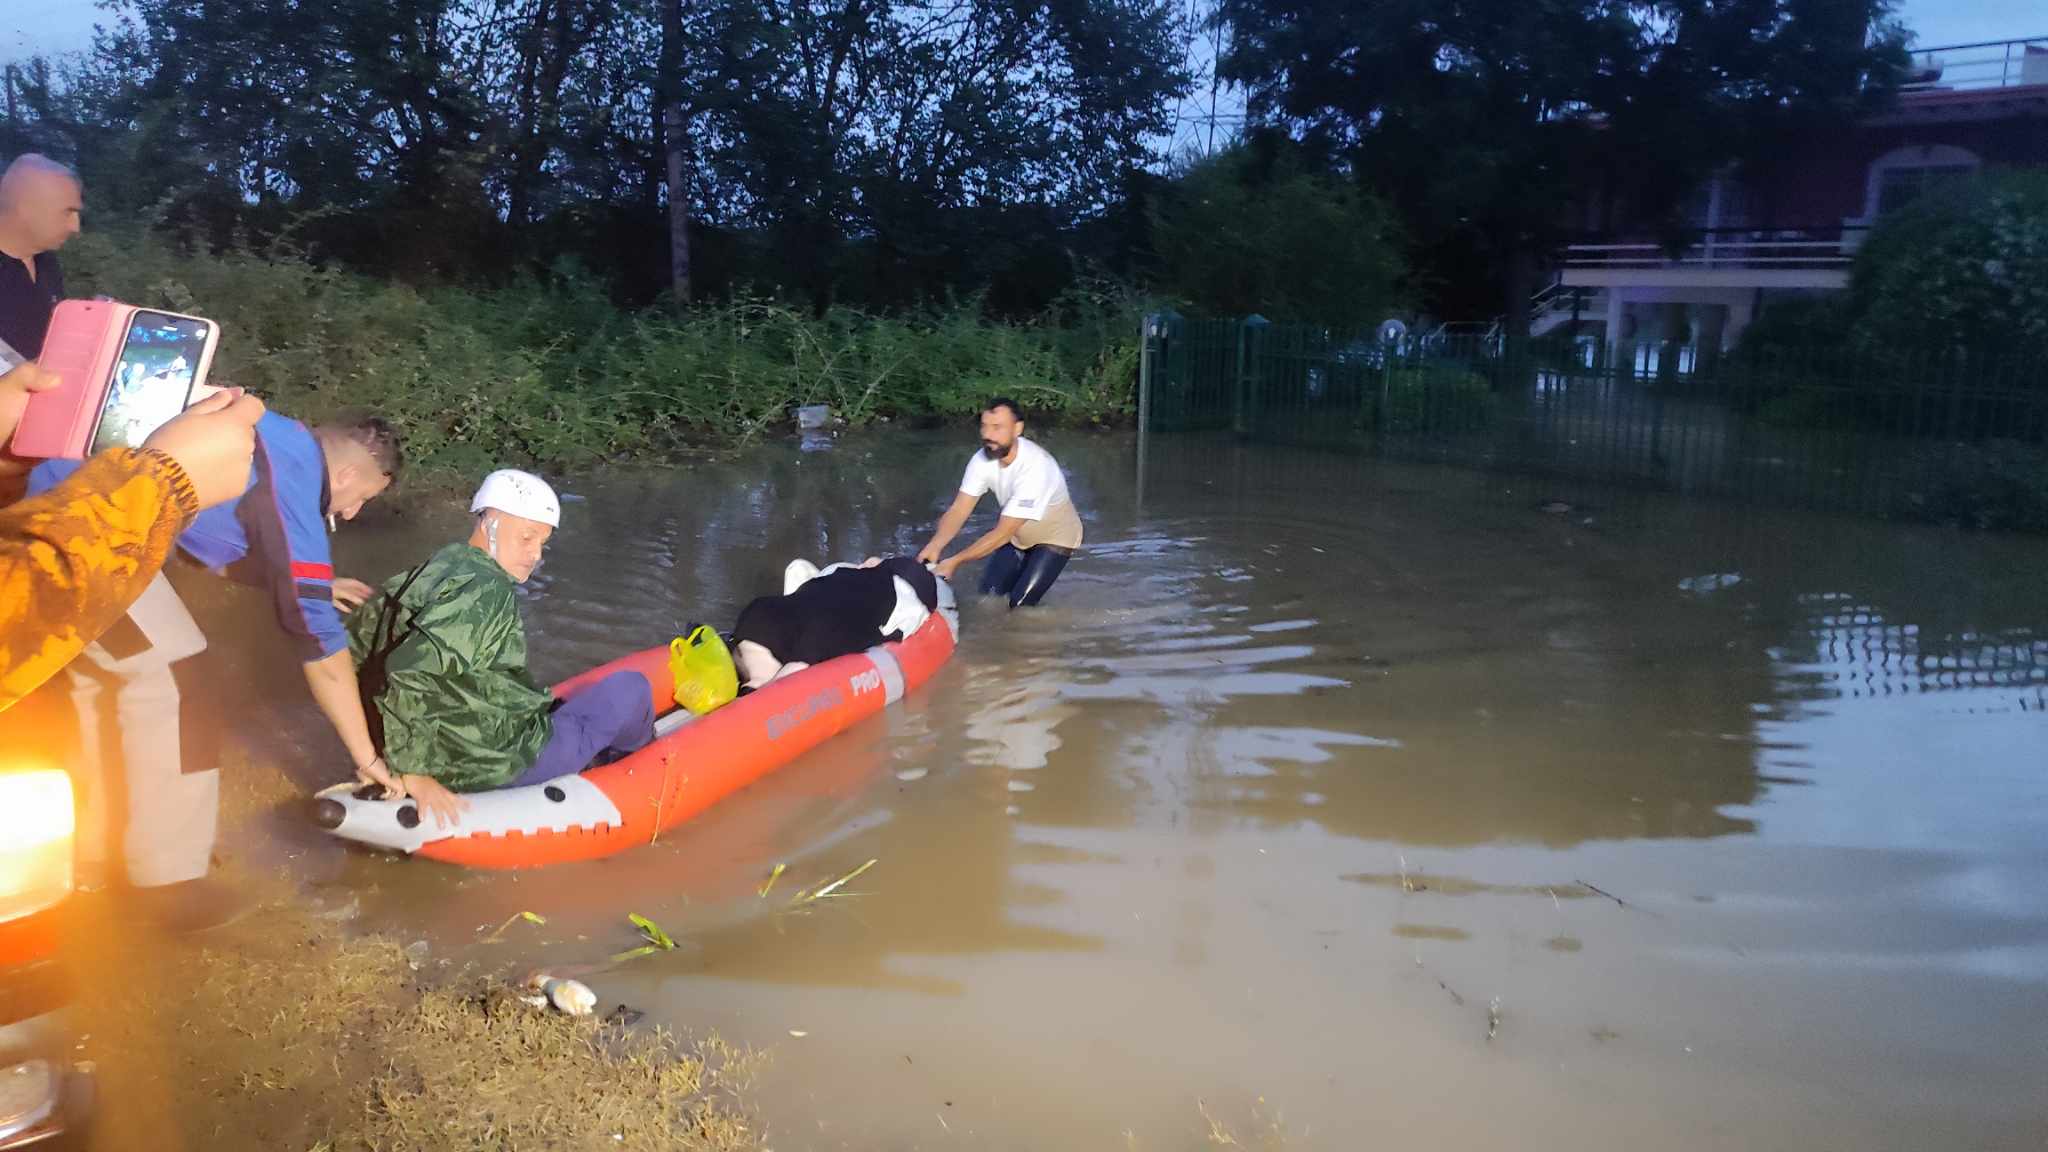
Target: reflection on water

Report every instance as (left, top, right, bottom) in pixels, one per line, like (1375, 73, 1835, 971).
(202, 430, 2048, 1150)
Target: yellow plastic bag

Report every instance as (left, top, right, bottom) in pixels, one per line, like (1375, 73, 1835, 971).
(670, 625, 738, 715)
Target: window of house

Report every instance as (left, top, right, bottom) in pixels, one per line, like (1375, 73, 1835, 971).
(1875, 164, 1976, 215)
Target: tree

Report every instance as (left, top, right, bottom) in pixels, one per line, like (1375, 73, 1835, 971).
(8, 0, 1190, 310)
(686, 0, 1191, 310)
(1150, 140, 1403, 330)
(1214, 0, 1908, 335)
(659, 0, 692, 301)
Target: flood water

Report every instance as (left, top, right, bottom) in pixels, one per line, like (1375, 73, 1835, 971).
(239, 430, 2046, 1149)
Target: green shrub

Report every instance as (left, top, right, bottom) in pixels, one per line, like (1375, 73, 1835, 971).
(62, 228, 1143, 482)
(1848, 171, 2048, 359)
(1379, 364, 1496, 434)
(1903, 439, 2048, 531)
(1756, 386, 1839, 429)
(1150, 145, 1406, 331)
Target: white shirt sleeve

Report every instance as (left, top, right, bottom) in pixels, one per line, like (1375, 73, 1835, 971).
(959, 454, 992, 498)
(998, 456, 1052, 521)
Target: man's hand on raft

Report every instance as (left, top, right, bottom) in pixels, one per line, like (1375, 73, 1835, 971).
(356, 754, 404, 798)
(331, 577, 375, 614)
(933, 556, 962, 581)
(402, 773, 469, 829)
(351, 758, 468, 828)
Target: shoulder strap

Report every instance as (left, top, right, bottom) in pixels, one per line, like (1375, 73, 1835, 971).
(355, 561, 434, 755)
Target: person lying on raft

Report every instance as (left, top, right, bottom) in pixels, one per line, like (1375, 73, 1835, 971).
(345, 469, 655, 828)
(731, 556, 940, 690)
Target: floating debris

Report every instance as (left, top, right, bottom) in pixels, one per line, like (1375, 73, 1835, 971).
(523, 973, 596, 1017)
(787, 859, 877, 910)
(758, 863, 787, 899)
(1677, 572, 1743, 594)
(483, 910, 547, 942)
(610, 912, 680, 963)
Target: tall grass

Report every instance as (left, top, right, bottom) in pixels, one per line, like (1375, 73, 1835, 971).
(64, 229, 1143, 481)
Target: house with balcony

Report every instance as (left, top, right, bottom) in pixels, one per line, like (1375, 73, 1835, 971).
(1542, 36, 2048, 358)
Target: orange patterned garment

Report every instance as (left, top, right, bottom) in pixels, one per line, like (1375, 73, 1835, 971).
(0, 448, 197, 711)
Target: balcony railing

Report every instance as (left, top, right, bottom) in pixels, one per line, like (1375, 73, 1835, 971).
(1563, 229, 1856, 271)
(1900, 36, 2048, 93)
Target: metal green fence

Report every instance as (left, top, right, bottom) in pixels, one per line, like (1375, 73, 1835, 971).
(1136, 312, 2048, 529)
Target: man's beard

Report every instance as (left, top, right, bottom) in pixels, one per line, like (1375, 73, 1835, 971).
(981, 439, 1010, 459)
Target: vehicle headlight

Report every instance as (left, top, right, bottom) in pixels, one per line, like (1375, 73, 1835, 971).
(0, 770, 73, 923)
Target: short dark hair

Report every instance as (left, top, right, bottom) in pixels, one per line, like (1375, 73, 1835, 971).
(320, 413, 405, 479)
(982, 396, 1024, 423)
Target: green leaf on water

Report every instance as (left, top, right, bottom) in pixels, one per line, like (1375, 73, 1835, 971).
(609, 944, 664, 964)
(628, 913, 676, 951)
(483, 909, 549, 942)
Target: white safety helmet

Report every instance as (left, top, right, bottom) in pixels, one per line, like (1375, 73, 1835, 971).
(470, 469, 561, 528)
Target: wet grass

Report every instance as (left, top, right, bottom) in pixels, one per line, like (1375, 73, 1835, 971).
(63, 744, 765, 1152)
(65, 876, 763, 1151)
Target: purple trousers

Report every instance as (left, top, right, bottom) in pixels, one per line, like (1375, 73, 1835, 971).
(512, 670, 656, 787)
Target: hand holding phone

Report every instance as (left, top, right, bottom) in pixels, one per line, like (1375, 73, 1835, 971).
(10, 300, 223, 460)
(141, 387, 266, 509)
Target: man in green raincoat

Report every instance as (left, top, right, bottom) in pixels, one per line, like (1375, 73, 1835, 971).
(345, 469, 655, 827)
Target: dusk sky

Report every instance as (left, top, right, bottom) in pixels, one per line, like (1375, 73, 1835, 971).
(4, 1, 2040, 74)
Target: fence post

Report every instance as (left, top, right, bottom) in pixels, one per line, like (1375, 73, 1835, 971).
(1374, 350, 1393, 446)
(1233, 314, 1268, 439)
(1137, 311, 1161, 513)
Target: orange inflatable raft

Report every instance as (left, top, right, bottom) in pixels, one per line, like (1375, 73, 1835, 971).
(311, 581, 957, 868)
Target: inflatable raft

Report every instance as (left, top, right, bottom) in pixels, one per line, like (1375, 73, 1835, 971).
(311, 580, 957, 868)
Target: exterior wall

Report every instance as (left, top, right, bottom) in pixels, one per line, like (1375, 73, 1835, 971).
(1576, 92, 2048, 236)
(1549, 78, 2047, 353)
(1765, 104, 2048, 227)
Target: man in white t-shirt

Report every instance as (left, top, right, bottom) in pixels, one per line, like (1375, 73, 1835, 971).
(916, 397, 1083, 607)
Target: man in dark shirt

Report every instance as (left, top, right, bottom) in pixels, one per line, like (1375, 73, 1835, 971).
(0, 154, 79, 360)
(0, 154, 81, 504)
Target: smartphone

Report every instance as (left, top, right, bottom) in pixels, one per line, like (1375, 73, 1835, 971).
(10, 300, 222, 459)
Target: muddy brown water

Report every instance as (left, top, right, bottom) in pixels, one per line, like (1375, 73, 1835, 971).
(209, 430, 2046, 1149)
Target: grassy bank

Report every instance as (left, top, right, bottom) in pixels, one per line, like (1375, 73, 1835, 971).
(65, 230, 1144, 482)
(64, 747, 765, 1151)
(69, 885, 764, 1151)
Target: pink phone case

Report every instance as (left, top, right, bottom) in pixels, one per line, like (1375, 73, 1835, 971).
(11, 300, 221, 459)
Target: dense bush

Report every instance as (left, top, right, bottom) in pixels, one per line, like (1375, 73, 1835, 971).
(1737, 172, 2048, 370)
(1904, 439, 2048, 532)
(64, 230, 1144, 481)
(1149, 145, 1406, 332)
(1379, 364, 1496, 434)
(1848, 171, 2048, 359)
